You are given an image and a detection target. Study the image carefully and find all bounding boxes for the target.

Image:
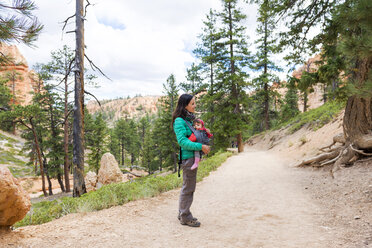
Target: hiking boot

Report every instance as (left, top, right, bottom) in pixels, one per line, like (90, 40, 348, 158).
(178, 213, 197, 222)
(180, 219, 201, 227)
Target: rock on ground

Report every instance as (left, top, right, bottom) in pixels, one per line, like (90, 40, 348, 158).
(85, 171, 98, 192)
(97, 153, 125, 186)
(0, 167, 31, 227)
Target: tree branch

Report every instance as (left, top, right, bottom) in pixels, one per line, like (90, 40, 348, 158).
(84, 0, 93, 18)
(84, 90, 101, 107)
(61, 14, 76, 32)
(84, 54, 112, 81)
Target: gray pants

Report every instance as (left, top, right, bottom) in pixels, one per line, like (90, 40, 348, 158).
(179, 158, 198, 222)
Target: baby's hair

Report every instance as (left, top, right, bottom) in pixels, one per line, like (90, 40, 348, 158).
(193, 119, 202, 125)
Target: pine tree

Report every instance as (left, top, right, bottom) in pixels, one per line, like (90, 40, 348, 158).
(0, 104, 47, 196)
(157, 74, 179, 171)
(34, 84, 66, 194)
(214, 0, 252, 152)
(297, 70, 317, 112)
(45, 45, 75, 192)
(108, 128, 120, 163)
(193, 9, 222, 129)
(251, 0, 282, 130)
(180, 63, 205, 95)
(0, 76, 12, 117)
(273, 0, 372, 166)
(87, 113, 107, 173)
(280, 77, 300, 122)
(113, 118, 129, 166)
(0, 0, 42, 46)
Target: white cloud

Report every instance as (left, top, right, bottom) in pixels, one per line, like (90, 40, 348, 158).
(17, 0, 265, 100)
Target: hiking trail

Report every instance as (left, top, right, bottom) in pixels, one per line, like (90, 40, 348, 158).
(1, 149, 340, 248)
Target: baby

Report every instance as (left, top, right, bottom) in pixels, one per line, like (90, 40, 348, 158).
(188, 119, 213, 170)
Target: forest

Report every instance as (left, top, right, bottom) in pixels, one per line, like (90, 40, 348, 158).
(0, 0, 371, 202)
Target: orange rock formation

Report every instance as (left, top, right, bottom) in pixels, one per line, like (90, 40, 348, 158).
(0, 43, 40, 106)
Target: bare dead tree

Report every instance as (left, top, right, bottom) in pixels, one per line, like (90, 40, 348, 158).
(72, 0, 86, 197)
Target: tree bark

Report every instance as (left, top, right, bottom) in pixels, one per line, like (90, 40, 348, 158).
(263, 15, 269, 131)
(57, 171, 65, 192)
(29, 118, 47, 196)
(64, 73, 71, 192)
(44, 159, 53, 196)
(72, 0, 86, 197)
(227, 1, 243, 153)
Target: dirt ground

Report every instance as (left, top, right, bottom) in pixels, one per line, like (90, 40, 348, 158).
(2, 114, 372, 247)
(1, 147, 369, 248)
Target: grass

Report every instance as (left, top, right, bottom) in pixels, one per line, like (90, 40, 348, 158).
(8, 165, 33, 178)
(275, 100, 345, 134)
(0, 150, 25, 167)
(0, 132, 18, 143)
(14, 151, 232, 228)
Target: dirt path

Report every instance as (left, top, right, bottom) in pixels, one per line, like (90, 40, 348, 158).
(2, 150, 339, 248)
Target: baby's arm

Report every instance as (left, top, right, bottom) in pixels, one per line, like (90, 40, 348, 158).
(188, 133, 197, 142)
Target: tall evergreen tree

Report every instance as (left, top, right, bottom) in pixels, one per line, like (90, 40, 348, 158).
(46, 45, 75, 192)
(87, 113, 108, 173)
(180, 63, 204, 95)
(214, 0, 251, 152)
(251, 0, 281, 130)
(280, 77, 300, 122)
(273, 0, 372, 165)
(0, 104, 47, 196)
(157, 74, 179, 171)
(193, 9, 222, 129)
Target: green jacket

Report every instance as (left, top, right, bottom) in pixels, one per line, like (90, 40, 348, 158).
(173, 117, 202, 160)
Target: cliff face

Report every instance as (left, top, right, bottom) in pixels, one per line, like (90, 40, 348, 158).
(0, 43, 40, 106)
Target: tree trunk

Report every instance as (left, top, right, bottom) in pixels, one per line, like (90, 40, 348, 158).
(343, 96, 372, 148)
(303, 91, 308, 112)
(159, 154, 163, 172)
(121, 142, 124, 166)
(343, 57, 372, 149)
(73, 0, 86, 197)
(172, 152, 177, 173)
(64, 74, 71, 192)
(29, 119, 47, 196)
(264, 82, 269, 130)
(263, 16, 269, 131)
(131, 153, 135, 166)
(227, 2, 243, 153)
(57, 171, 65, 192)
(237, 133, 244, 153)
(44, 159, 53, 196)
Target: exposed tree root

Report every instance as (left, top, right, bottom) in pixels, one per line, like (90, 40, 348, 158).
(296, 133, 372, 179)
(295, 147, 342, 167)
(319, 133, 345, 152)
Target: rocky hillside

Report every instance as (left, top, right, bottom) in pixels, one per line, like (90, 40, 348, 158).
(86, 95, 161, 124)
(0, 43, 41, 106)
(0, 130, 31, 178)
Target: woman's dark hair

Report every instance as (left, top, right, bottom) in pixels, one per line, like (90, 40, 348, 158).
(171, 94, 194, 129)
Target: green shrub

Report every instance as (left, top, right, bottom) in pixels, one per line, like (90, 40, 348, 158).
(15, 151, 232, 228)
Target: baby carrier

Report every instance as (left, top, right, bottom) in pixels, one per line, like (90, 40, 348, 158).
(178, 118, 211, 177)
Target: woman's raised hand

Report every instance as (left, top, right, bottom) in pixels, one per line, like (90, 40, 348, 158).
(202, 145, 211, 154)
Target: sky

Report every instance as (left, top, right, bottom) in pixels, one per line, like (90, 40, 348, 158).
(17, 0, 282, 101)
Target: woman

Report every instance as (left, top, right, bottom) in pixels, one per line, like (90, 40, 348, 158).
(172, 94, 210, 227)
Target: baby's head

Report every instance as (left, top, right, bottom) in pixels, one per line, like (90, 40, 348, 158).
(193, 119, 204, 130)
